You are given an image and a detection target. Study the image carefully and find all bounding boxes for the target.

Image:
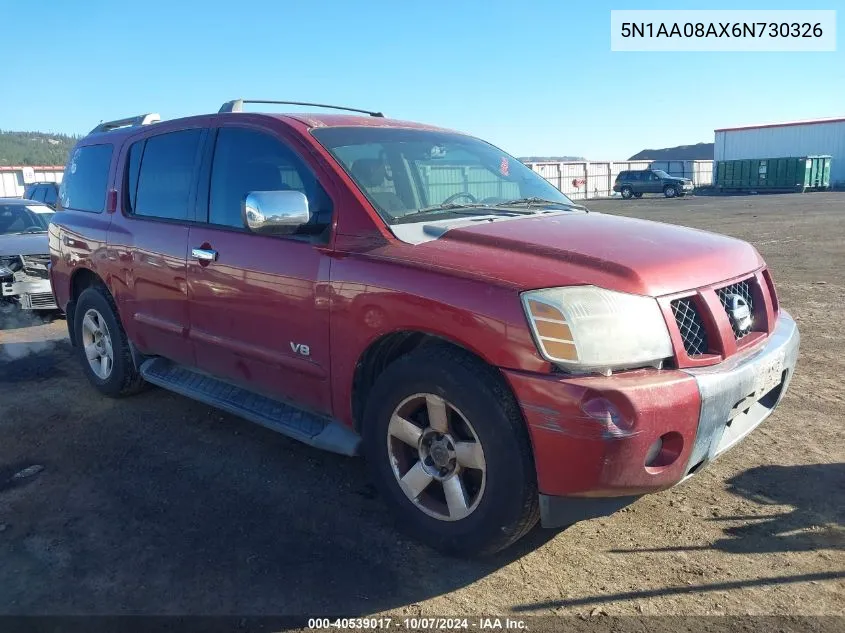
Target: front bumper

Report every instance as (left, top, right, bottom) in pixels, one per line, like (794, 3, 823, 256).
(504, 311, 799, 528)
(1, 278, 58, 310)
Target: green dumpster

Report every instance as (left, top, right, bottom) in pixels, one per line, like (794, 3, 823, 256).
(716, 156, 832, 192)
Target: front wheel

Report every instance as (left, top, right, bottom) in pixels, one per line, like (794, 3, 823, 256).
(633, 192, 643, 198)
(664, 185, 678, 198)
(363, 345, 539, 557)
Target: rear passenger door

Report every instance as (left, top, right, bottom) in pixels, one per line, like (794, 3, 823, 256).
(116, 127, 206, 366)
(186, 124, 334, 414)
(625, 171, 641, 193)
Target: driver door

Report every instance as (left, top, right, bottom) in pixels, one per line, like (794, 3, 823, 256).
(186, 124, 335, 414)
(644, 171, 661, 193)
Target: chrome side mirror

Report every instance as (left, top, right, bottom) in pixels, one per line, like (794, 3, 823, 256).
(242, 190, 310, 235)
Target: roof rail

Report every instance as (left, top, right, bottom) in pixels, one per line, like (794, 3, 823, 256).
(89, 113, 161, 135)
(219, 99, 384, 118)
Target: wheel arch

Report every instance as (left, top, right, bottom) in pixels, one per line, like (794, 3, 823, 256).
(351, 329, 518, 434)
(65, 268, 108, 346)
(66, 268, 137, 369)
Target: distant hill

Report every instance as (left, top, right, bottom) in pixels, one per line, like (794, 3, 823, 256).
(628, 143, 713, 161)
(519, 155, 585, 163)
(0, 130, 78, 166)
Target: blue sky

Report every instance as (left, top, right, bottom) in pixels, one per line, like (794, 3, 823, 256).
(2, 0, 842, 159)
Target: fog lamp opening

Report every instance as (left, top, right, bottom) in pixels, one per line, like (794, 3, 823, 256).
(645, 437, 663, 465)
(645, 431, 684, 471)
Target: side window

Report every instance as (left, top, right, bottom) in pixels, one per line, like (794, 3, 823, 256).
(208, 127, 332, 234)
(132, 129, 202, 221)
(59, 144, 113, 212)
(29, 186, 44, 201)
(44, 185, 58, 205)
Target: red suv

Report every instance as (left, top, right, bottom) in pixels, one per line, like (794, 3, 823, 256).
(49, 100, 800, 556)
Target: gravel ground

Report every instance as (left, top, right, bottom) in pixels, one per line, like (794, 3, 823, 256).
(0, 192, 842, 619)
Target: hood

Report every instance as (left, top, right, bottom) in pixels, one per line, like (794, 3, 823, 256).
(0, 232, 50, 257)
(388, 212, 763, 297)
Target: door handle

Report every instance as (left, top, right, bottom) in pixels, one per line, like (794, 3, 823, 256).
(192, 248, 218, 262)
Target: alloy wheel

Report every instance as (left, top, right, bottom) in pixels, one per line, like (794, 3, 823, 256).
(81, 308, 114, 379)
(386, 393, 486, 522)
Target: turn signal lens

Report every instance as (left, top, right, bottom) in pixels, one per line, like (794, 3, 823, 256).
(525, 299, 578, 361)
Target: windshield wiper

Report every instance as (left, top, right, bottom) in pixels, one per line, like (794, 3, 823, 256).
(394, 203, 518, 223)
(411, 203, 489, 214)
(394, 198, 588, 225)
(495, 197, 588, 211)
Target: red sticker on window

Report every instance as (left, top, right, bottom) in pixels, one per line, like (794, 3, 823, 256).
(499, 157, 510, 176)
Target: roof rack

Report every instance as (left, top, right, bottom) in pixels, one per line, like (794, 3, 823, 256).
(89, 113, 161, 135)
(219, 99, 384, 118)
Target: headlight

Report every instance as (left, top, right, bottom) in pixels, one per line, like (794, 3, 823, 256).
(521, 286, 673, 375)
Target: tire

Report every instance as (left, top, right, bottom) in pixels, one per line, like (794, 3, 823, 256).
(633, 192, 643, 198)
(363, 344, 539, 557)
(664, 185, 677, 198)
(621, 186, 633, 199)
(74, 286, 145, 397)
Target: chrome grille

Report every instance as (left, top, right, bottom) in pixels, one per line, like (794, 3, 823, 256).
(717, 279, 754, 340)
(671, 298, 709, 356)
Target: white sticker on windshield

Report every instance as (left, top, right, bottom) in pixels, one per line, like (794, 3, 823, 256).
(25, 206, 53, 214)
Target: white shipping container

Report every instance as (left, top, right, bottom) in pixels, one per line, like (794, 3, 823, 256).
(715, 117, 845, 187)
(0, 166, 64, 198)
(524, 160, 712, 199)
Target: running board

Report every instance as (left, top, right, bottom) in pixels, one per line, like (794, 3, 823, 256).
(139, 358, 361, 457)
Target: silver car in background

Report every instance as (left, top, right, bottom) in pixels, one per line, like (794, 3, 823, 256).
(0, 198, 58, 311)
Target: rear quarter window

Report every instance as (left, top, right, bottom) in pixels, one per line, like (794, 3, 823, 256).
(59, 144, 114, 212)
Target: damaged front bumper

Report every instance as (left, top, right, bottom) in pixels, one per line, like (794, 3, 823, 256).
(682, 309, 799, 472)
(1, 278, 58, 310)
(504, 311, 800, 528)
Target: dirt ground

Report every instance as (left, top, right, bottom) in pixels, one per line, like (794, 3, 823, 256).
(0, 192, 842, 619)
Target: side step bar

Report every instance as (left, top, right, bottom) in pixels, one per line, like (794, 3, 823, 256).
(139, 358, 361, 457)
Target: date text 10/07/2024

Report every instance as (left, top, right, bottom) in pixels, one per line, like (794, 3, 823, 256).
(307, 618, 528, 630)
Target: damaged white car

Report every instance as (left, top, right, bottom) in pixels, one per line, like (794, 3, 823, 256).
(0, 199, 58, 311)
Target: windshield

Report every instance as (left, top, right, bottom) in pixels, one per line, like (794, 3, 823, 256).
(652, 169, 671, 178)
(0, 204, 54, 235)
(311, 127, 575, 224)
